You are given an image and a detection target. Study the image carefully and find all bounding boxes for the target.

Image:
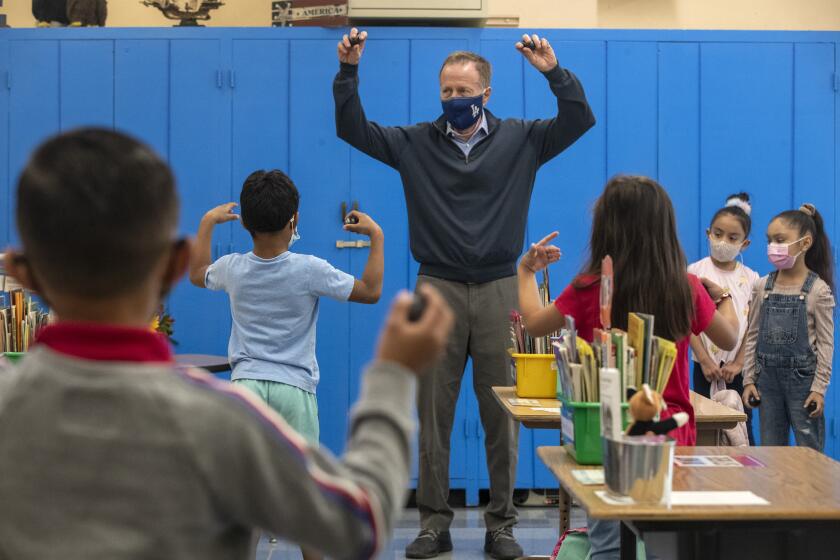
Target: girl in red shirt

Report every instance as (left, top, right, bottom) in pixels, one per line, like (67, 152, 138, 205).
(517, 175, 740, 559)
(517, 175, 740, 446)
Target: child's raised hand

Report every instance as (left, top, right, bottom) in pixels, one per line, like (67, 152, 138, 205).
(343, 210, 383, 239)
(520, 231, 562, 273)
(805, 392, 824, 418)
(742, 384, 761, 409)
(375, 285, 455, 374)
(204, 202, 239, 225)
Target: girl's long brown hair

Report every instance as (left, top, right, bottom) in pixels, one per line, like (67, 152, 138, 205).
(579, 175, 694, 341)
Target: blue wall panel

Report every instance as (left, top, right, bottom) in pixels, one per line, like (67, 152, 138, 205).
(114, 40, 169, 160)
(60, 40, 114, 131)
(606, 42, 658, 179)
(658, 43, 701, 264)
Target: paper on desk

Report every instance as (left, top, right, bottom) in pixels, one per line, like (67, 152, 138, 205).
(572, 469, 604, 485)
(595, 490, 769, 507)
(531, 407, 562, 413)
(670, 491, 769, 506)
(675, 455, 742, 468)
(509, 398, 540, 406)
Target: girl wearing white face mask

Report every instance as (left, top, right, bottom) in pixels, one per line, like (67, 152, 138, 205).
(688, 193, 759, 444)
(741, 204, 835, 451)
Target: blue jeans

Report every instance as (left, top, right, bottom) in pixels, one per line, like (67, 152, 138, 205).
(587, 517, 656, 560)
(756, 362, 824, 450)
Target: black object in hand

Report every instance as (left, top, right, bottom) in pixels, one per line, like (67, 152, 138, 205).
(344, 214, 359, 225)
(807, 400, 818, 413)
(408, 293, 428, 322)
(348, 35, 363, 47)
(521, 38, 538, 51)
(748, 395, 761, 408)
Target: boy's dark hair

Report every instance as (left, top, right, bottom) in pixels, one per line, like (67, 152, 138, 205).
(579, 175, 694, 341)
(17, 128, 179, 298)
(239, 170, 300, 237)
(439, 51, 492, 88)
(774, 204, 834, 292)
(711, 192, 752, 237)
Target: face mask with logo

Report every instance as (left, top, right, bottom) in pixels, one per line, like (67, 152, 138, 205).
(289, 219, 300, 248)
(441, 93, 484, 131)
(708, 236, 743, 263)
(767, 236, 808, 270)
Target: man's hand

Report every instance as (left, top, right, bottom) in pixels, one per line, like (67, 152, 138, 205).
(515, 33, 558, 73)
(375, 285, 454, 374)
(338, 28, 367, 65)
(519, 231, 562, 274)
(203, 202, 239, 225)
(343, 210, 382, 239)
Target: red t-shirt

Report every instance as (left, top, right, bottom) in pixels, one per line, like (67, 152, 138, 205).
(553, 273, 716, 446)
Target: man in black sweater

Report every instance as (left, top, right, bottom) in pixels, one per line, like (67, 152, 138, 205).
(334, 29, 595, 560)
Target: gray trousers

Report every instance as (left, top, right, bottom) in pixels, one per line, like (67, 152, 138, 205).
(416, 275, 519, 532)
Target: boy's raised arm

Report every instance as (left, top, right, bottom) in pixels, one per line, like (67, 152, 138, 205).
(189, 202, 239, 288)
(345, 211, 384, 304)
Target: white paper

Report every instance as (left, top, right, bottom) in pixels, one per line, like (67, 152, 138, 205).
(675, 455, 742, 468)
(595, 490, 769, 507)
(599, 368, 622, 439)
(670, 491, 769, 506)
(572, 469, 605, 485)
(508, 398, 540, 406)
(530, 407, 562, 413)
(595, 491, 636, 505)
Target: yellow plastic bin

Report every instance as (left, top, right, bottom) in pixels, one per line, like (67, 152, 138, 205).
(510, 353, 557, 398)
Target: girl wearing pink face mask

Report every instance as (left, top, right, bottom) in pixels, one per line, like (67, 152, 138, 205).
(741, 204, 835, 451)
(688, 193, 759, 445)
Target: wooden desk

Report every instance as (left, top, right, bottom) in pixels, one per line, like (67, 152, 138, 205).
(491, 386, 746, 443)
(174, 354, 231, 373)
(538, 446, 840, 559)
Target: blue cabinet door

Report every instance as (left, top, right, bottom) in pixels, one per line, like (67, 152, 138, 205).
(8, 40, 60, 246)
(115, 40, 170, 160)
(59, 40, 114, 131)
(167, 39, 232, 355)
(288, 39, 352, 455)
(230, 39, 290, 253)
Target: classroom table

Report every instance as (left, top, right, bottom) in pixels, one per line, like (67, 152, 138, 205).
(491, 386, 746, 444)
(538, 445, 840, 560)
(174, 354, 231, 373)
(491, 386, 748, 534)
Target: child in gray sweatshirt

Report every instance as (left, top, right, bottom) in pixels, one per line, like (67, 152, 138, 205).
(0, 128, 454, 560)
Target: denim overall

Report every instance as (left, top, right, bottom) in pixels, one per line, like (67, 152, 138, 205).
(755, 271, 824, 451)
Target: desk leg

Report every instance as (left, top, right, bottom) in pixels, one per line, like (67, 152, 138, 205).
(558, 486, 570, 534)
(620, 522, 636, 560)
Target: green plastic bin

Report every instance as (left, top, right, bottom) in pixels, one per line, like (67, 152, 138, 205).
(560, 400, 630, 465)
(3, 352, 24, 363)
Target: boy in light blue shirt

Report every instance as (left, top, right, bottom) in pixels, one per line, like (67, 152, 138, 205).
(189, 169, 383, 446)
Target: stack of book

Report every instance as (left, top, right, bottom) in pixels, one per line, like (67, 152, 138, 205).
(0, 289, 49, 352)
(510, 270, 558, 355)
(554, 312, 677, 404)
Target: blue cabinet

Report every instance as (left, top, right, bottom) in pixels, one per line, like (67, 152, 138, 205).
(1, 27, 838, 483)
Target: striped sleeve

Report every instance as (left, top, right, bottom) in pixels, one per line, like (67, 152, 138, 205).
(174, 363, 415, 560)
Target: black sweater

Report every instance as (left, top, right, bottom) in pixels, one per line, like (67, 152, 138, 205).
(334, 62, 595, 284)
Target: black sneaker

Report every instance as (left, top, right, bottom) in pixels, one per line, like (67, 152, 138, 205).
(405, 529, 453, 559)
(484, 527, 523, 560)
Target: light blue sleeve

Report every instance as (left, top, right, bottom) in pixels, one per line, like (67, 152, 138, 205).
(307, 257, 355, 301)
(205, 254, 233, 292)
